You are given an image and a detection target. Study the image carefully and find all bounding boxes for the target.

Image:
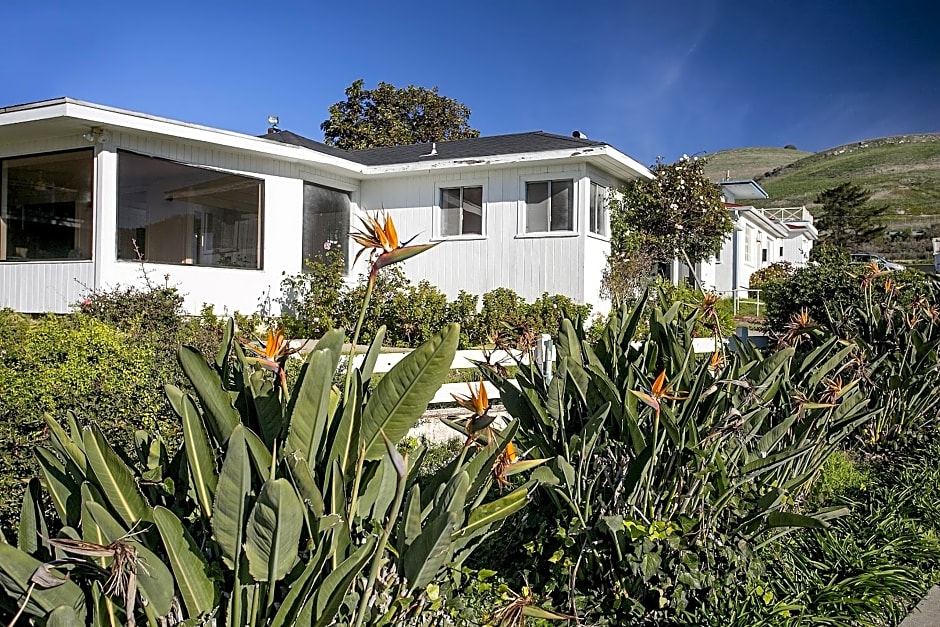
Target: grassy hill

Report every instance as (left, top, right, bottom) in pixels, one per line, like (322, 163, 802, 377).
(705, 135, 940, 261)
(704, 147, 811, 182)
(757, 134, 940, 218)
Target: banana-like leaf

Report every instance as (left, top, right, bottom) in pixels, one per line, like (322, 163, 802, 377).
(328, 372, 360, 474)
(47, 603, 82, 626)
(85, 502, 174, 618)
(245, 478, 304, 583)
(269, 548, 330, 627)
(311, 536, 377, 626)
(181, 395, 217, 521)
(82, 424, 151, 526)
(164, 384, 186, 420)
(43, 414, 86, 474)
(360, 324, 458, 460)
(0, 544, 84, 618)
(216, 317, 234, 371)
(178, 345, 239, 443)
(18, 477, 48, 557)
(153, 506, 217, 618)
(402, 508, 454, 593)
(453, 487, 528, 539)
(359, 325, 387, 383)
(249, 369, 285, 447)
(243, 426, 274, 479)
(285, 453, 326, 518)
(80, 483, 110, 569)
(287, 341, 342, 467)
(766, 511, 829, 529)
(212, 425, 251, 570)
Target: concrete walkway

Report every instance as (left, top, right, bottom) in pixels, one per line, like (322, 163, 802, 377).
(900, 586, 940, 627)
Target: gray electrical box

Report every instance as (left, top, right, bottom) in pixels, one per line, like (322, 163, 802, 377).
(934, 238, 940, 274)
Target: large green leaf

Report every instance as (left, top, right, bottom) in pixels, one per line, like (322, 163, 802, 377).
(311, 536, 377, 626)
(181, 395, 217, 521)
(82, 424, 151, 526)
(0, 544, 84, 618)
(402, 507, 454, 593)
(18, 477, 48, 557)
(212, 425, 252, 570)
(46, 604, 82, 626)
(358, 325, 387, 383)
(287, 346, 338, 466)
(361, 323, 458, 459)
(245, 478, 304, 583)
(454, 487, 528, 539)
(178, 345, 239, 442)
(285, 453, 326, 518)
(86, 501, 174, 618)
(152, 507, 216, 619)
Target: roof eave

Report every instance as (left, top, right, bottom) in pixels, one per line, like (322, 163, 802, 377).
(0, 98, 368, 175)
(363, 144, 652, 180)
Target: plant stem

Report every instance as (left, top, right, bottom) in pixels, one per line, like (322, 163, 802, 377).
(343, 273, 376, 400)
(354, 470, 407, 627)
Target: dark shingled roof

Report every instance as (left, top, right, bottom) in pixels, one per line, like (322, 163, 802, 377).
(260, 130, 609, 166)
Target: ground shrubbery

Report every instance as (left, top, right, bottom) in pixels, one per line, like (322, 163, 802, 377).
(277, 258, 592, 349)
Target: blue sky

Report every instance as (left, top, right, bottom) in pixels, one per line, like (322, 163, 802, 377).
(4, 0, 938, 165)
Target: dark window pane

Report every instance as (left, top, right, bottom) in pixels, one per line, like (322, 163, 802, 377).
(117, 152, 263, 269)
(2, 150, 94, 261)
(462, 186, 483, 234)
(441, 188, 461, 209)
(526, 181, 549, 232)
(440, 188, 461, 236)
(303, 182, 350, 271)
(550, 180, 573, 231)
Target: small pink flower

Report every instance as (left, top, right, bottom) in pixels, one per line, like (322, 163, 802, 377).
(323, 241, 332, 250)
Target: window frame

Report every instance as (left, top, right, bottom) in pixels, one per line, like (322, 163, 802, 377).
(0, 148, 96, 263)
(744, 224, 754, 263)
(588, 180, 610, 238)
(116, 150, 265, 270)
(518, 174, 580, 237)
(432, 181, 486, 240)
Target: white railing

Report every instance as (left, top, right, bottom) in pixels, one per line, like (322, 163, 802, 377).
(710, 289, 762, 316)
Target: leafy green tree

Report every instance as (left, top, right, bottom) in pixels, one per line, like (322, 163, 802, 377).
(814, 182, 885, 249)
(605, 156, 731, 300)
(321, 79, 480, 150)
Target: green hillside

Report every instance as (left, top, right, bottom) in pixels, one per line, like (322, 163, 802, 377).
(706, 135, 940, 261)
(704, 146, 811, 182)
(757, 134, 940, 218)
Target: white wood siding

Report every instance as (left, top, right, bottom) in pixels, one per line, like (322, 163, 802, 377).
(359, 165, 591, 305)
(0, 130, 361, 314)
(0, 261, 94, 313)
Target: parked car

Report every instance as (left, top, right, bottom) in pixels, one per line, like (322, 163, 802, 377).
(850, 252, 905, 271)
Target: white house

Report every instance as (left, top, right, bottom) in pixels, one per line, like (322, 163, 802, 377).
(698, 180, 818, 297)
(0, 98, 652, 316)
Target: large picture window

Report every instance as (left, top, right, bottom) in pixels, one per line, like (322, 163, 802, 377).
(303, 182, 350, 271)
(439, 186, 483, 237)
(117, 152, 263, 269)
(0, 149, 94, 261)
(525, 179, 573, 233)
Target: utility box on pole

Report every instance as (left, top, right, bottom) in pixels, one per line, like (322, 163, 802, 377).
(934, 238, 940, 274)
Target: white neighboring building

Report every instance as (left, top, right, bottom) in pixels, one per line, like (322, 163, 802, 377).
(0, 98, 651, 315)
(699, 181, 818, 297)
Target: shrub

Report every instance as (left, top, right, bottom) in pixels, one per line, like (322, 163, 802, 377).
(276, 249, 345, 339)
(526, 292, 592, 336)
(478, 287, 528, 345)
(763, 262, 860, 332)
(447, 291, 484, 348)
(337, 266, 411, 345)
(0, 313, 171, 536)
(748, 261, 795, 291)
(809, 240, 851, 265)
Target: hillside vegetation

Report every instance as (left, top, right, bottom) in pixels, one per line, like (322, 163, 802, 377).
(704, 146, 811, 182)
(706, 134, 940, 260)
(758, 134, 940, 217)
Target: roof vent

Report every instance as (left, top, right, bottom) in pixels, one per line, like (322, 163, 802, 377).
(421, 142, 438, 157)
(267, 115, 279, 134)
(572, 130, 588, 139)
